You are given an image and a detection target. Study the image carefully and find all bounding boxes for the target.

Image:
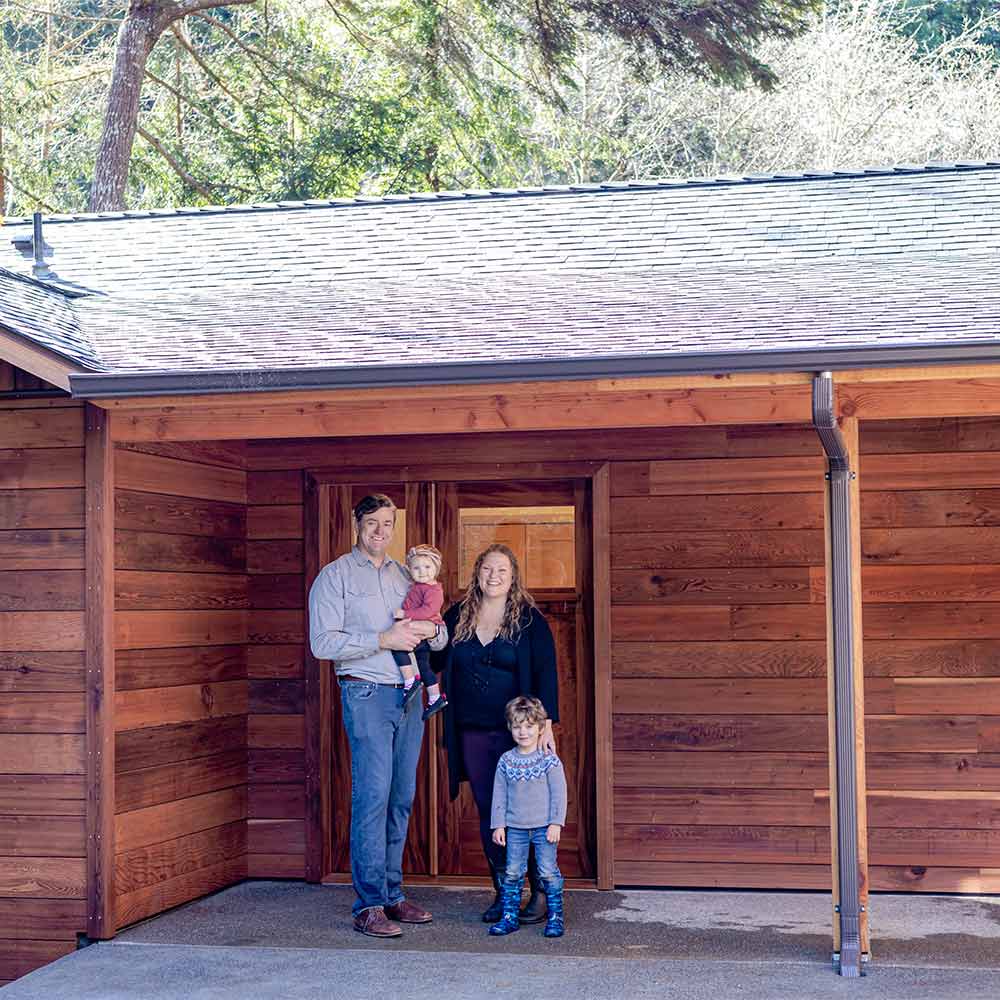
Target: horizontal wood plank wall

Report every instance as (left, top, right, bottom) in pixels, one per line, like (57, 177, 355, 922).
(609, 431, 834, 889)
(113, 444, 249, 930)
(246, 467, 305, 878)
(0, 382, 86, 985)
(859, 418, 1000, 893)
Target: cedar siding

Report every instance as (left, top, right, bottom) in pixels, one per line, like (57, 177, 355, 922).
(112, 443, 249, 930)
(0, 367, 86, 985)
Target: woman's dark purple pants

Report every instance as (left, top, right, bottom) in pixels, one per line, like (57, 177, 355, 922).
(460, 728, 514, 871)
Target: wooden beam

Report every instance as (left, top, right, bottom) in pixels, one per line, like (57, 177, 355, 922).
(839, 377, 1000, 421)
(302, 475, 330, 883)
(592, 464, 614, 889)
(84, 404, 115, 938)
(109, 384, 814, 442)
(0, 329, 81, 391)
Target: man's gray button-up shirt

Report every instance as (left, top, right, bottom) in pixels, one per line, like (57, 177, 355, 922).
(308, 545, 447, 684)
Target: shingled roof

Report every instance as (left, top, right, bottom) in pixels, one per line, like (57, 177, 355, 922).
(2, 162, 999, 397)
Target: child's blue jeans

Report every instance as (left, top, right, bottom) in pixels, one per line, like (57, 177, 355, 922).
(504, 827, 561, 882)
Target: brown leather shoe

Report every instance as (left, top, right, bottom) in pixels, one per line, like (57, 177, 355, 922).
(384, 899, 432, 924)
(353, 906, 402, 938)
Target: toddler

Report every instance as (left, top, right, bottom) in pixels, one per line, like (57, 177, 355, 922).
(393, 544, 447, 721)
(489, 695, 567, 938)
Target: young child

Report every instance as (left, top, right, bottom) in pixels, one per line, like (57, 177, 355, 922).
(489, 695, 567, 938)
(392, 544, 448, 721)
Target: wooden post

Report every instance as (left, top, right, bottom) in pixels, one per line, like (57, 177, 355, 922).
(822, 414, 870, 964)
(592, 464, 614, 889)
(303, 476, 332, 881)
(85, 404, 115, 936)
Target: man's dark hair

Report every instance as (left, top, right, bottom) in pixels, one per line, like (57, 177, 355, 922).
(353, 493, 397, 524)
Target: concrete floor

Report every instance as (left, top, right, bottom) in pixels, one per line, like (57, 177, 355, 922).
(4, 882, 1000, 999)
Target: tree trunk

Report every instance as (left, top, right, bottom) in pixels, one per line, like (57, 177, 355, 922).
(88, 7, 167, 212)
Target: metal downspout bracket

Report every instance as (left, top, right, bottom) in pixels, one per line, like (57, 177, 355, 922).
(812, 371, 865, 978)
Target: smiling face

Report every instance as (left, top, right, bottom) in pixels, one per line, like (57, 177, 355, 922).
(478, 550, 513, 601)
(408, 554, 438, 584)
(510, 715, 541, 753)
(356, 507, 395, 561)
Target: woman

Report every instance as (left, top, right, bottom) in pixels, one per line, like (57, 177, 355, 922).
(433, 543, 559, 923)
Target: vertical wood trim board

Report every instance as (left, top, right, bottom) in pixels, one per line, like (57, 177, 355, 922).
(85, 405, 115, 938)
(592, 464, 614, 889)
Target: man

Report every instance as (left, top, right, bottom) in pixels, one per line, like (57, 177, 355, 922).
(308, 493, 446, 937)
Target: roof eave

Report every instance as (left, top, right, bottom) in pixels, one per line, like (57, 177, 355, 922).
(69, 340, 1000, 400)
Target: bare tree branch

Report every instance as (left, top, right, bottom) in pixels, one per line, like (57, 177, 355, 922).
(136, 124, 216, 200)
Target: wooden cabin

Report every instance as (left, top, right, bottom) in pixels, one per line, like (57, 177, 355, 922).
(2, 162, 1000, 983)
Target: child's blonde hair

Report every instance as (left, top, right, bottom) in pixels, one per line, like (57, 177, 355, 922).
(406, 544, 442, 574)
(505, 695, 547, 729)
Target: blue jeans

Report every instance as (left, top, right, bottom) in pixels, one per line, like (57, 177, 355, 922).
(503, 827, 561, 883)
(340, 680, 425, 915)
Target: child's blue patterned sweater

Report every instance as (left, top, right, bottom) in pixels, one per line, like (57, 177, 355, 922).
(490, 748, 568, 829)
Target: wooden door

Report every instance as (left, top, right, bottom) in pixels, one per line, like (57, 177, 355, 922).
(309, 473, 596, 883)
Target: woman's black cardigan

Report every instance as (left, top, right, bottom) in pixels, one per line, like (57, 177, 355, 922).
(431, 602, 560, 801)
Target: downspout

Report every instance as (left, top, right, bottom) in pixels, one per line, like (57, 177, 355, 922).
(812, 371, 864, 978)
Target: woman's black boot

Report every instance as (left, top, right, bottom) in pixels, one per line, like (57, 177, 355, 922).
(518, 854, 547, 924)
(482, 860, 505, 923)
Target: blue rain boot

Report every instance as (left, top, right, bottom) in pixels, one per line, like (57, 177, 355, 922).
(543, 877, 564, 938)
(488, 877, 523, 936)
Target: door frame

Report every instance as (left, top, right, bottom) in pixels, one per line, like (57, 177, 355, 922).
(303, 460, 613, 887)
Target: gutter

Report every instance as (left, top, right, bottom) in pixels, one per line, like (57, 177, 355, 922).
(812, 371, 865, 979)
(67, 339, 1000, 398)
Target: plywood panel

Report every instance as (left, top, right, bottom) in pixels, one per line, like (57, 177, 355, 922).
(115, 681, 248, 731)
(0, 488, 84, 529)
(862, 451, 1000, 491)
(115, 449, 246, 503)
(862, 489, 1000, 528)
(862, 527, 1000, 565)
(866, 752, 1000, 790)
(866, 639, 1000, 677)
(730, 604, 826, 640)
(863, 603, 1000, 640)
(613, 715, 829, 753)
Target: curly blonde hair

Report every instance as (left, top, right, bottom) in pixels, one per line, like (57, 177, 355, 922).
(453, 543, 535, 644)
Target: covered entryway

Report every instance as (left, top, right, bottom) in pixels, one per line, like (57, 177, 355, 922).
(302, 463, 605, 885)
